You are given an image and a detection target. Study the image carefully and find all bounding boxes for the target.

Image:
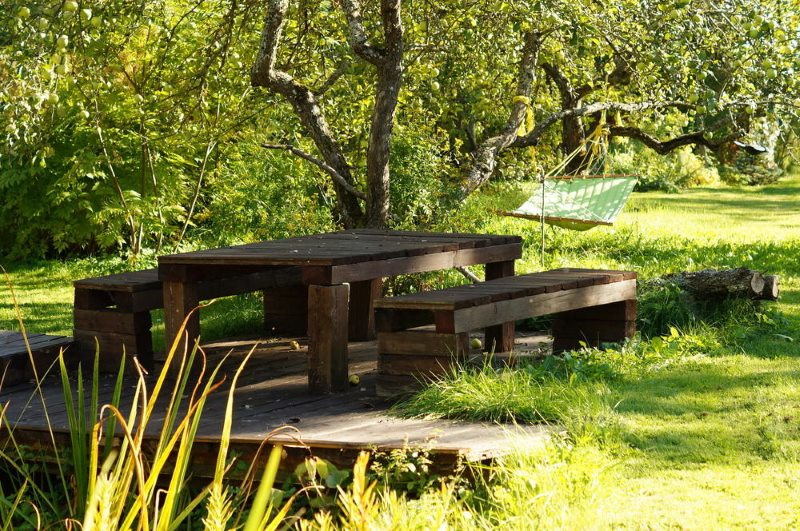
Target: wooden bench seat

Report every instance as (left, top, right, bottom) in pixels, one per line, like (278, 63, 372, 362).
(374, 268, 637, 396)
(0, 331, 74, 386)
(73, 267, 303, 371)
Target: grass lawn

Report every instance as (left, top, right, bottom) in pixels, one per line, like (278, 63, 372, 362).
(2, 175, 800, 528)
(407, 174, 800, 528)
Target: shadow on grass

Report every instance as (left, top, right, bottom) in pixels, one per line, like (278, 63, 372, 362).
(547, 227, 800, 278)
(614, 361, 800, 465)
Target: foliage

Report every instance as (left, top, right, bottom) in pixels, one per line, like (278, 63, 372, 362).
(2, 0, 799, 257)
(608, 134, 722, 192)
(368, 445, 440, 497)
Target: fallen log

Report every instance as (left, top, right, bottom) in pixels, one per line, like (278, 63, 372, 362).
(666, 268, 779, 301)
(762, 275, 780, 301)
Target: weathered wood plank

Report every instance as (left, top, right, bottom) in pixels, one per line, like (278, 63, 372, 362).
(308, 284, 350, 393)
(73, 269, 161, 292)
(452, 280, 637, 333)
(73, 309, 151, 335)
(375, 308, 434, 333)
(378, 330, 470, 357)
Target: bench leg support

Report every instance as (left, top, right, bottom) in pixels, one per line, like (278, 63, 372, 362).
(551, 299, 637, 353)
(348, 279, 382, 341)
(73, 290, 155, 372)
(308, 284, 350, 393)
(484, 260, 516, 354)
(163, 280, 200, 377)
(376, 330, 470, 398)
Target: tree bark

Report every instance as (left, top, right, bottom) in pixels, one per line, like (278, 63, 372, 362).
(463, 31, 542, 194)
(511, 100, 690, 149)
(345, 0, 403, 228)
(542, 62, 588, 174)
(252, 0, 365, 227)
(609, 125, 742, 155)
(667, 268, 779, 301)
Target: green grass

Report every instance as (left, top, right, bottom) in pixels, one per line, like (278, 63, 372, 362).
(396, 174, 800, 528)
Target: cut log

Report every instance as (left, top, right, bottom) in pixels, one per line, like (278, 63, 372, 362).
(667, 268, 778, 301)
(761, 275, 780, 301)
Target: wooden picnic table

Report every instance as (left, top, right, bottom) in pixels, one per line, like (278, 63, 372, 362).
(157, 229, 522, 393)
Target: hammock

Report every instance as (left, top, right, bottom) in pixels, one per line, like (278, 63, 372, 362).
(505, 175, 638, 231)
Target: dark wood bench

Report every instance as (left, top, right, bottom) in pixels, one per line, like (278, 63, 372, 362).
(0, 331, 74, 386)
(373, 268, 637, 396)
(73, 267, 304, 371)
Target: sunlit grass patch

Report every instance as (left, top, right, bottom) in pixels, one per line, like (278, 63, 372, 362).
(361, 440, 615, 531)
(392, 362, 615, 426)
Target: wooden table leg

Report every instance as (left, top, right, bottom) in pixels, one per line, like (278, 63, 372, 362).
(348, 278, 382, 341)
(484, 260, 516, 353)
(308, 284, 350, 393)
(163, 280, 200, 376)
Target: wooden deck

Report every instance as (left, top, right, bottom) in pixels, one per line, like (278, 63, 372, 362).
(0, 332, 551, 477)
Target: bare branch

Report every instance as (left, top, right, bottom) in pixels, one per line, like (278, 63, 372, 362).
(512, 100, 691, 148)
(456, 266, 482, 284)
(340, 0, 385, 64)
(261, 143, 366, 200)
(608, 126, 742, 154)
(463, 31, 543, 194)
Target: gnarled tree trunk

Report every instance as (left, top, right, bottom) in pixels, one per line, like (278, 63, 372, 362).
(252, 0, 403, 229)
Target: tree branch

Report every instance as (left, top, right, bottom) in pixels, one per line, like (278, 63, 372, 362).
(542, 62, 576, 103)
(608, 126, 742, 154)
(251, 0, 365, 226)
(512, 100, 690, 148)
(316, 59, 351, 96)
(463, 31, 543, 194)
(340, 0, 386, 64)
(261, 143, 367, 200)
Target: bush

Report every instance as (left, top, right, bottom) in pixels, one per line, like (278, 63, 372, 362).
(608, 141, 719, 192)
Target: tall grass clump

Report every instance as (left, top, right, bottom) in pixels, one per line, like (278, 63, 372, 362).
(475, 441, 612, 529)
(393, 361, 614, 427)
(0, 303, 298, 529)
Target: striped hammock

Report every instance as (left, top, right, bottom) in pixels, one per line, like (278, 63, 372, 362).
(505, 175, 638, 231)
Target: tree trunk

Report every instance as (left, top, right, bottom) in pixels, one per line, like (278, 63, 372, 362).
(541, 63, 589, 175)
(363, 0, 403, 228)
(667, 268, 779, 301)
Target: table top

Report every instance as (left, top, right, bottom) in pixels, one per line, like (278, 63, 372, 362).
(158, 229, 522, 267)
